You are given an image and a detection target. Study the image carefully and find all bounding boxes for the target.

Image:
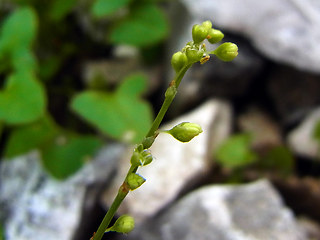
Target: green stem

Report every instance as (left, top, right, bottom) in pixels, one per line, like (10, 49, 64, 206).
(92, 64, 192, 240)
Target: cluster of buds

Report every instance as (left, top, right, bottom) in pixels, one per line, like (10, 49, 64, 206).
(171, 20, 238, 73)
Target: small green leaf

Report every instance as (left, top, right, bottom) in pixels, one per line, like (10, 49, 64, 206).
(71, 75, 153, 143)
(215, 133, 257, 169)
(91, 0, 131, 18)
(41, 134, 102, 179)
(5, 115, 59, 159)
(313, 120, 320, 142)
(0, 72, 46, 124)
(260, 146, 294, 176)
(49, 0, 77, 21)
(116, 73, 148, 98)
(0, 7, 37, 53)
(109, 3, 169, 47)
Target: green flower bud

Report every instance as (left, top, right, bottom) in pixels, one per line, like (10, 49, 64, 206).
(142, 136, 156, 149)
(192, 24, 208, 43)
(140, 150, 153, 166)
(201, 20, 212, 32)
(106, 215, 135, 234)
(213, 42, 238, 62)
(171, 51, 188, 73)
(186, 48, 204, 63)
(126, 173, 146, 190)
(167, 122, 203, 142)
(207, 29, 224, 44)
(130, 151, 141, 167)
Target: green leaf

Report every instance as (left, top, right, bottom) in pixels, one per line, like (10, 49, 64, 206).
(4, 115, 59, 158)
(91, 0, 131, 18)
(70, 74, 153, 143)
(0, 7, 37, 53)
(116, 73, 148, 97)
(41, 134, 102, 179)
(109, 3, 169, 47)
(11, 47, 37, 72)
(0, 72, 46, 124)
(49, 0, 77, 21)
(260, 146, 294, 176)
(215, 133, 257, 169)
(313, 120, 320, 142)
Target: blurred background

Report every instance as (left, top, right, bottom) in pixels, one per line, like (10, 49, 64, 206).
(1, 0, 320, 240)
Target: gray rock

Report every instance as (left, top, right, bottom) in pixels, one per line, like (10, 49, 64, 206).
(0, 144, 123, 240)
(177, 0, 320, 73)
(103, 99, 232, 223)
(287, 108, 320, 159)
(130, 180, 306, 240)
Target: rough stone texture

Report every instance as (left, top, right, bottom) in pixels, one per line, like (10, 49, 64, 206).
(103, 99, 232, 223)
(0, 144, 123, 240)
(129, 180, 306, 240)
(287, 108, 320, 159)
(177, 0, 320, 73)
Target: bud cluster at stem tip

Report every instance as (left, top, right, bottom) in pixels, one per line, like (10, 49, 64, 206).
(170, 20, 238, 73)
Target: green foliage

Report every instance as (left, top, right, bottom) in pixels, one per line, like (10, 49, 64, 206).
(260, 146, 294, 176)
(71, 74, 153, 143)
(91, 0, 132, 18)
(49, 0, 77, 21)
(215, 133, 257, 169)
(41, 134, 102, 179)
(109, 3, 169, 47)
(312, 120, 320, 141)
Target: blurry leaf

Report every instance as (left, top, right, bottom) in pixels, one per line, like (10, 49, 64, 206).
(5, 115, 59, 159)
(116, 73, 147, 97)
(215, 133, 257, 169)
(261, 146, 294, 176)
(91, 0, 131, 18)
(313, 120, 320, 142)
(41, 134, 102, 179)
(11, 47, 37, 72)
(109, 3, 169, 47)
(49, 0, 77, 21)
(0, 72, 46, 124)
(71, 74, 152, 143)
(0, 7, 37, 53)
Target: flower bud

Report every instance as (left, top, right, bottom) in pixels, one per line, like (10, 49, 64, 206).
(171, 51, 188, 73)
(167, 122, 203, 142)
(201, 20, 212, 32)
(186, 48, 204, 63)
(213, 42, 238, 62)
(140, 150, 153, 166)
(192, 24, 208, 43)
(106, 215, 135, 234)
(130, 151, 141, 167)
(207, 29, 224, 44)
(126, 173, 146, 190)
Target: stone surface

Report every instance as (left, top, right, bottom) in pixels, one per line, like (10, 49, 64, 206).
(287, 108, 320, 159)
(177, 0, 320, 73)
(129, 180, 306, 240)
(0, 144, 123, 240)
(103, 99, 232, 223)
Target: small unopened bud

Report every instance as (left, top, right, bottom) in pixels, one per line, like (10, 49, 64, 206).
(213, 42, 238, 62)
(167, 122, 203, 142)
(207, 29, 224, 44)
(186, 48, 204, 63)
(201, 20, 212, 32)
(171, 51, 188, 73)
(140, 150, 153, 166)
(192, 24, 208, 43)
(126, 173, 146, 190)
(106, 215, 135, 234)
(130, 151, 141, 167)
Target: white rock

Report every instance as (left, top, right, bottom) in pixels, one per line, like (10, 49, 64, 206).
(103, 99, 232, 223)
(0, 144, 123, 240)
(131, 180, 307, 240)
(287, 108, 320, 159)
(176, 0, 320, 73)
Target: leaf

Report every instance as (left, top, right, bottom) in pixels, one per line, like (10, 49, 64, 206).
(109, 3, 169, 47)
(4, 115, 59, 158)
(0, 7, 37, 54)
(91, 0, 131, 18)
(116, 73, 148, 97)
(40, 134, 102, 179)
(313, 120, 320, 142)
(0, 72, 46, 124)
(49, 0, 77, 21)
(260, 146, 294, 176)
(215, 133, 257, 169)
(70, 74, 153, 143)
